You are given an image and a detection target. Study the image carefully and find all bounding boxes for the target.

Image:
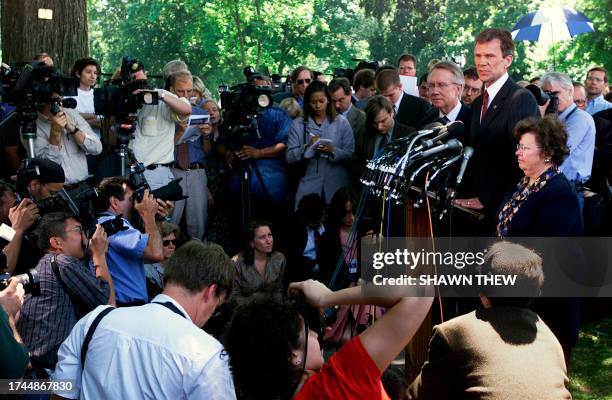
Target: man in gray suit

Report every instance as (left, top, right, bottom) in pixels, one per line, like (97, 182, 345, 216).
(329, 77, 366, 143)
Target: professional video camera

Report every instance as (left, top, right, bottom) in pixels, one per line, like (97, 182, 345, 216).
(128, 162, 187, 203)
(526, 84, 559, 114)
(0, 269, 40, 295)
(333, 59, 385, 84)
(219, 66, 274, 148)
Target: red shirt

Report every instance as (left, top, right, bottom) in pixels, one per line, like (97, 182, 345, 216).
(296, 336, 391, 400)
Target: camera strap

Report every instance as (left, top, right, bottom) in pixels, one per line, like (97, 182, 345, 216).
(50, 254, 93, 319)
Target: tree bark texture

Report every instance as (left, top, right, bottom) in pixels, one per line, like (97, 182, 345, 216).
(1, 0, 89, 74)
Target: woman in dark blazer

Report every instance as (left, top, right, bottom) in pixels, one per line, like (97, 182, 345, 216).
(496, 115, 583, 367)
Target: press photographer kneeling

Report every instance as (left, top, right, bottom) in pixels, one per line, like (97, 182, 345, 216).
(16, 212, 115, 377)
(93, 176, 171, 307)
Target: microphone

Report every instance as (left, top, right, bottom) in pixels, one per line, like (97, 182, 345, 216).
(412, 138, 462, 160)
(412, 121, 464, 154)
(455, 146, 474, 186)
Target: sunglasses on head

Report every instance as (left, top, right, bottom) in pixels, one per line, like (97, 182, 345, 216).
(163, 239, 177, 246)
(297, 78, 312, 85)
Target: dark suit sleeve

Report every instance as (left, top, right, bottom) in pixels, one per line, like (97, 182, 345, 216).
(531, 184, 582, 236)
(406, 326, 454, 400)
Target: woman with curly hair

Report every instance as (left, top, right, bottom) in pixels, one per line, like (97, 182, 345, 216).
(225, 281, 432, 400)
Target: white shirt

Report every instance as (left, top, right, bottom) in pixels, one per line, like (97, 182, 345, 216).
(129, 91, 190, 166)
(438, 101, 462, 122)
(30, 108, 102, 183)
(394, 91, 404, 113)
(483, 72, 509, 108)
(53, 294, 236, 400)
(67, 88, 101, 137)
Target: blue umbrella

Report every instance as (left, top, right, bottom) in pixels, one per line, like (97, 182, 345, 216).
(511, 6, 595, 67)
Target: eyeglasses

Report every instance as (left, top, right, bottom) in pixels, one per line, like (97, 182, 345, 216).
(516, 144, 542, 152)
(163, 239, 177, 246)
(428, 82, 459, 90)
(65, 225, 84, 234)
(464, 87, 482, 94)
(586, 76, 604, 82)
(574, 99, 586, 105)
(297, 78, 312, 85)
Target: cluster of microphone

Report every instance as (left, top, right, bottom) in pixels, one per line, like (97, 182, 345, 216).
(360, 121, 474, 217)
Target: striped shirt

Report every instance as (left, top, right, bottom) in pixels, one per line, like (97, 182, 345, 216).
(16, 253, 110, 367)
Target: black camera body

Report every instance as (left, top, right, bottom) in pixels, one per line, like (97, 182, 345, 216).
(0, 269, 40, 296)
(333, 59, 384, 83)
(128, 162, 187, 203)
(220, 66, 273, 149)
(526, 84, 559, 114)
(0, 62, 61, 107)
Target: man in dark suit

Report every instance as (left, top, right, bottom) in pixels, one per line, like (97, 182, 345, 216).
(329, 77, 366, 143)
(406, 241, 571, 400)
(454, 28, 539, 231)
(376, 68, 431, 130)
(417, 60, 471, 143)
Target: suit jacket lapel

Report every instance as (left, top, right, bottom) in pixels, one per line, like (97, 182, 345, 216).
(478, 79, 514, 131)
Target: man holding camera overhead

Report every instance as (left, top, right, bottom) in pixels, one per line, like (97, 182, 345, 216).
(16, 212, 114, 376)
(93, 177, 170, 307)
(126, 60, 192, 190)
(29, 95, 102, 185)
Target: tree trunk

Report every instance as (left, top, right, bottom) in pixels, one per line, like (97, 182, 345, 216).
(1, 0, 89, 74)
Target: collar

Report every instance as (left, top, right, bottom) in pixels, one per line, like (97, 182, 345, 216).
(438, 101, 462, 121)
(394, 91, 404, 112)
(342, 104, 353, 117)
(484, 72, 509, 104)
(151, 294, 191, 321)
(558, 102, 577, 120)
(588, 94, 605, 103)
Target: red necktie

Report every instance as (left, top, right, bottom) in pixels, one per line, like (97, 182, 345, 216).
(480, 90, 489, 122)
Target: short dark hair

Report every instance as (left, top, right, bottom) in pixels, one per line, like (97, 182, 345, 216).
(476, 241, 544, 307)
(328, 77, 351, 96)
(397, 54, 417, 65)
(376, 69, 401, 92)
(164, 241, 234, 297)
(297, 193, 326, 223)
(242, 219, 273, 265)
(225, 294, 302, 400)
(418, 72, 429, 86)
(529, 76, 541, 84)
(26, 158, 65, 185)
(587, 67, 609, 83)
(34, 211, 75, 251)
(303, 80, 336, 122)
(365, 95, 393, 130)
(94, 176, 129, 212)
(475, 28, 515, 58)
(514, 116, 569, 166)
(353, 68, 376, 91)
(327, 187, 358, 232)
(573, 81, 585, 89)
(463, 67, 479, 81)
(70, 58, 100, 79)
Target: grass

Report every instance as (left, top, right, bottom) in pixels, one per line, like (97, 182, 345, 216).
(569, 318, 612, 400)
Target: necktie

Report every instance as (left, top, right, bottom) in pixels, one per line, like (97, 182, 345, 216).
(177, 143, 190, 170)
(392, 104, 397, 117)
(480, 90, 489, 122)
(378, 134, 388, 153)
(441, 115, 450, 124)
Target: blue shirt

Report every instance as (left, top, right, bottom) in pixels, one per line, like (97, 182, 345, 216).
(173, 106, 210, 164)
(585, 95, 612, 115)
(558, 103, 595, 183)
(95, 212, 149, 303)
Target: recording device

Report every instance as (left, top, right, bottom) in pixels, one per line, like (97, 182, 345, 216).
(49, 97, 77, 115)
(526, 84, 558, 114)
(0, 269, 40, 295)
(90, 214, 128, 237)
(128, 162, 187, 203)
(219, 66, 273, 148)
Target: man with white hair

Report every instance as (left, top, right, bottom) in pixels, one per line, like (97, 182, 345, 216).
(541, 71, 595, 210)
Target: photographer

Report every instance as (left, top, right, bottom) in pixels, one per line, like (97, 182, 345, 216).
(0, 279, 29, 378)
(16, 212, 114, 375)
(1, 159, 64, 274)
(127, 62, 191, 190)
(29, 95, 102, 185)
(540, 72, 595, 211)
(94, 177, 168, 306)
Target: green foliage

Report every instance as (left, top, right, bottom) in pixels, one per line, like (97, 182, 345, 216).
(87, 0, 611, 94)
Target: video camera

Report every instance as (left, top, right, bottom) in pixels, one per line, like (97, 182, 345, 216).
(93, 56, 159, 142)
(333, 59, 385, 84)
(0, 61, 62, 107)
(526, 84, 559, 114)
(128, 162, 187, 203)
(219, 66, 273, 149)
(0, 269, 40, 295)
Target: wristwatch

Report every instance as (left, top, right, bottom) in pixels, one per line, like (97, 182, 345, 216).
(69, 126, 79, 136)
